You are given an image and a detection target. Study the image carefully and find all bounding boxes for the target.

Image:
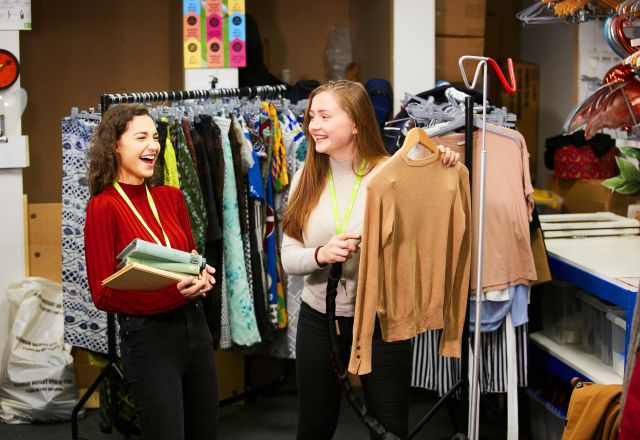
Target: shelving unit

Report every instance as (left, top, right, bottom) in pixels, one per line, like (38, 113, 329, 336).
(533, 216, 638, 386)
(530, 332, 621, 385)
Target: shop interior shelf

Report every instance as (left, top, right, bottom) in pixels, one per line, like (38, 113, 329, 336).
(544, 235, 639, 356)
(530, 332, 621, 385)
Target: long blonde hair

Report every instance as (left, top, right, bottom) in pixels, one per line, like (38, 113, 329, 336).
(282, 80, 388, 241)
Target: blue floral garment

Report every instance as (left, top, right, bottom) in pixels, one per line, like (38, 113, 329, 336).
(215, 116, 261, 346)
(61, 117, 109, 354)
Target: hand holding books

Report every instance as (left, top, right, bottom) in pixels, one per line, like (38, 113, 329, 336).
(102, 239, 215, 295)
(177, 252, 216, 300)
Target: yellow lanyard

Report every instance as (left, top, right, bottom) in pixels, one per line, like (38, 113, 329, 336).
(113, 181, 171, 248)
(327, 159, 367, 234)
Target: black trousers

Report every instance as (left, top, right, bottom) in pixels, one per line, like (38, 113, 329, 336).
(296, 301, 413, 440)
(119, 299, 218, 440)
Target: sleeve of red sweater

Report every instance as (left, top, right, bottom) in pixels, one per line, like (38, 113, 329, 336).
(84, 191, 191, 316)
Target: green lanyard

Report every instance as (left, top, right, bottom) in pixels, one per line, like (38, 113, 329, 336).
(327, 159, 367, 234)
(113, 181, 171, 248)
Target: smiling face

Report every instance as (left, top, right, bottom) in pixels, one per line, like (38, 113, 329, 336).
(114, 115, 160, 184)
(308, 91, 358, 160)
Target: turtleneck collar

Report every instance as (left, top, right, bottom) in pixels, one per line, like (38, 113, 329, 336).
(329, 155, 358, 175)
(115, 181, 147, 197)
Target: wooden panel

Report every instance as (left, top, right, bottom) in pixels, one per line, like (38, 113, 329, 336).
(350, 0, 392, 83)
(23, 194, 29, 277)
(215, 350, 245, 400)
(20, 0, 183, 204)
(27, 203, 61, 282)
(246, 0, 349, 83)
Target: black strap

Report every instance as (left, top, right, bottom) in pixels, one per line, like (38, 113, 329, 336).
(325, 263, 401, 440)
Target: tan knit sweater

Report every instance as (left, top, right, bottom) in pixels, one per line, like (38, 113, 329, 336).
(348, 148, 472, 375)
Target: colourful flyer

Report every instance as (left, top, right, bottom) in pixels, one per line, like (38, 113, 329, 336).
(206, 0, 223, 40)
(228, 11, 245, 41)
(207, 37, 225, 67)
(184, 39, 202, 68)
(183, 0, 202, 67)
(229, 37, 246, 68)
(183, 0, 245, 68)
(228, 0, 245, 14)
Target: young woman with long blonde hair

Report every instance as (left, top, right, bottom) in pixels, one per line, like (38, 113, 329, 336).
(282, 80, 459, 439)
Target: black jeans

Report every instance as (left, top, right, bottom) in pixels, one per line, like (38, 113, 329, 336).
(119, 299, 218, 440)
(296, 301, 413, 440)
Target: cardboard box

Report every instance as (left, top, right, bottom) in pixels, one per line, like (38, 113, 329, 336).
(435, 36, 485, 83)
(497, 62, 540, 182)
(436, 0, 486, 37)
(73, 348, 101, 409)
(548, 176, 640, 216)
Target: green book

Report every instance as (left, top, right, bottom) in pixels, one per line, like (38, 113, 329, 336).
(117, 257, 201, 276)
(116, 239, 206, 269)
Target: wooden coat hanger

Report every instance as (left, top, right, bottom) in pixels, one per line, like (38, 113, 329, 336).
(401, 127, 439, 154)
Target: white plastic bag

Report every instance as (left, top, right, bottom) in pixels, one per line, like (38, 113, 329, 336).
(0, 277, 80, 423)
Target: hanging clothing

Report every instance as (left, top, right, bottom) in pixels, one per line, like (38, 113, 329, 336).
(245, 131, 272, 341)
(433, 126, 537, 292)
(229, 115, 249, 236)
(174, 124, 207, 255)
(349, 150, 472, 375)
(62, 116, 107, 354)
(181, 117, 199, 171)
(191, 117, 225, 347)
(264, 171, 287, 329)
(469, 284, 530, 332)
(411, 323, 529, 395)
(259, 109, 287, 329)
(267, 103, 289, 191)
(217, 116, 261, 346)
(162, 121, 180, 188)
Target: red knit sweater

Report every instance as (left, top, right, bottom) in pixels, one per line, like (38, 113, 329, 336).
(84, 182, 195, 315)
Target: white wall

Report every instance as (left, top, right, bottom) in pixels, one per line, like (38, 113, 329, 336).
(0, 30, 27, 371)
(185, 68, 239, 90)
(519, 22, 578, 188)
(577, 21, 617, 103)
(392, 0, 435, 114)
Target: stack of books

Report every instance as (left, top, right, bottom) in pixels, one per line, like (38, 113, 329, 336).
(101, 239, 206, 290)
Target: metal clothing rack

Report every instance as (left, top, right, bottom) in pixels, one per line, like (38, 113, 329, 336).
(71, 84, 288, 440)
(458, 56, 516, 440)
(408, 56, 516, 439)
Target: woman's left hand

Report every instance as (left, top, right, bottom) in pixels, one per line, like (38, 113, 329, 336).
(191, 250, 216, 298)
(438, 145, 460, 167)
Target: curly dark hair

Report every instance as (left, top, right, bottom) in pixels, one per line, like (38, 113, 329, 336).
(87, 103, 154, 196)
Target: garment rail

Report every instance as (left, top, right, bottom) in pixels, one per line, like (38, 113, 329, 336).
(71, 83, 289, 440)
(407, 57, 517, 440)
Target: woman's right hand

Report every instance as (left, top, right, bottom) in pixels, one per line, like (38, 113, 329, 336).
(316, 232, 361, 265)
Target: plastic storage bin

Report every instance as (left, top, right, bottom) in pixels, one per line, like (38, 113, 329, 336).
(607, 311, 627, 377)
(575, 291, 623, 366)
(527, 388, 566, 440)
(542, 280, 582, 345)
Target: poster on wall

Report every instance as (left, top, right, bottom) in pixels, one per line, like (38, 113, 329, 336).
(183, 0, 246, 69)
(0, 0, 31, 31)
